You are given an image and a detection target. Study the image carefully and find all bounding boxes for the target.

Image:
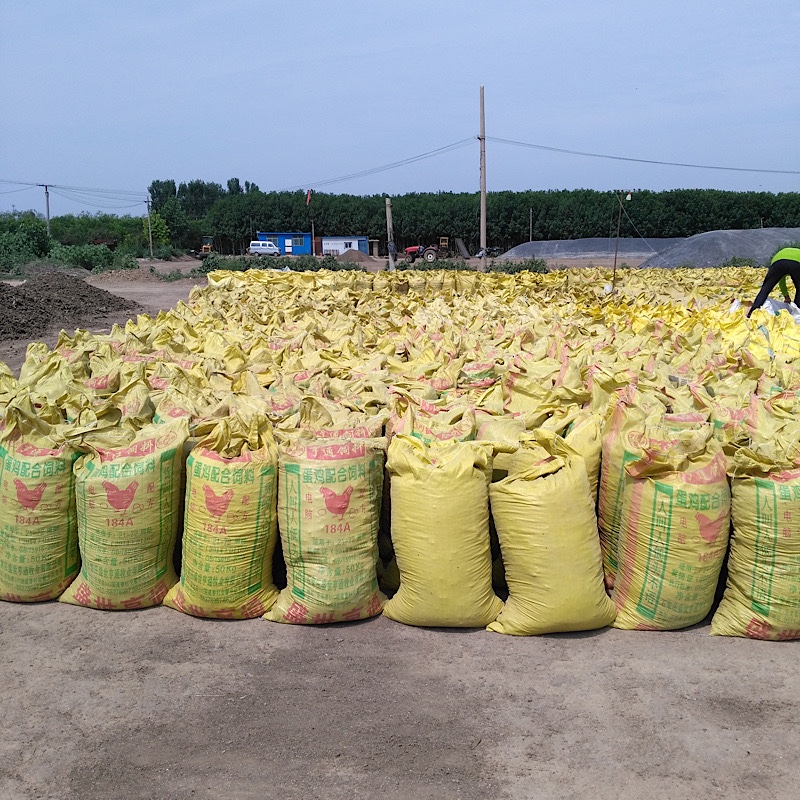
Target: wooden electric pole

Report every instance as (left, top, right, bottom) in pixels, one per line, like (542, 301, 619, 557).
(479, 85, 487, 273)
(385, 196, 396, 271)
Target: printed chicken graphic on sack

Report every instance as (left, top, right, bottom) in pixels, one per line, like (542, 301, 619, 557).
(102, 481, 139, 512)
(697, 509, 728, 544)
(320, 485, 354, 520)
(14, 479, 46, 511)
(203, 485, 234, 520)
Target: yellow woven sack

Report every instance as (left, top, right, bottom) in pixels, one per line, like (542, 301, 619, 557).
(0, 402, 80, 602)
(382, 436, 503, 627)
(597, 387, 665, 589)
(711, 447, 800, 639)
(297, 396, 387, 439)
(265, 436, 386, 624)
(488, 431, 616, 635)
(612, 426, 731, 630)
(541, 408, 603, 501)
(163, 416, 279, 619)
(60, 419, 188, 610)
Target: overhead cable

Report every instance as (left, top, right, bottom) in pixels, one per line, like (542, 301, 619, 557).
(487, 136, 800, 176)
(282, 138, 475, 192)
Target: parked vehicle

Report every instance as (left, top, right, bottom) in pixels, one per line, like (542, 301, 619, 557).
(404, 237, 466, 264)
(248, 240, 281, 256)
(404, 244, 439, 264)
(198, 235, 214, 260)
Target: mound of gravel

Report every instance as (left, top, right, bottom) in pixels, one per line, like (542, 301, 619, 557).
(639, 227, 800, 269)
(0, 271, 140, 340)
(502, 238, 684, 260)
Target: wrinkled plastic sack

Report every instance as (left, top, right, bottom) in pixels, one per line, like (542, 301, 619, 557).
(60, 419, 188, 610)
(163, 415, 279, 619)
(488, 431, 616, 635)
(382, 436, 502, 627)
(712, 445, 800, 639)
(612, 426, 730, 630)
(265, 435, 386, 624)
(0, 401, 79, 602)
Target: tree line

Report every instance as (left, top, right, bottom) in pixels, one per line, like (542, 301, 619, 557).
(3, 181, 800, 258)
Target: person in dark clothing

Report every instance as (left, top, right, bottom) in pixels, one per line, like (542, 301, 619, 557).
(747, 247, 800, 318)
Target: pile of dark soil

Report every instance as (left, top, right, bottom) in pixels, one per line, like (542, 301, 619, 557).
(336, 249, 374, 264)
(0, 271, 140, 340)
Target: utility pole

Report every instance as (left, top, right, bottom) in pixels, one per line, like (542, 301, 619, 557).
(529, 208, 533, 242)
(479, 85, 487, 273)
(611, 192, 631, 293)
(145, 199, 154, 259)
(40, 184, 51, 237)
(385, 196, 396, 271)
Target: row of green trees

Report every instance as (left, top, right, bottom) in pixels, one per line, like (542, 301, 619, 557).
(147, 182, 800, 254)
(3, 183, 800, 262)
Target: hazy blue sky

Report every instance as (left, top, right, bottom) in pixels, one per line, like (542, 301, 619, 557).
(2, 1, 799, 218)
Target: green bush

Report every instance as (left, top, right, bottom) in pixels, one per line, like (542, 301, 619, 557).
(0, 232, 37, 273)
(49, 243, 114, 271)
(0, 215, 52, 273)
(403, 258, 476, 272)
(719, 256, 761, 269)
(155, 269, 189, 282)
(190, 253, 363, 277)
(105, 251, 139, 272)
(487, 257, 548, 274)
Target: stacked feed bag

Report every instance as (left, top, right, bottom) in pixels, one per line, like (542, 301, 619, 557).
(488, 431, 616, 635)
(265, 435, 386, 624)
(383, 436, 502, 627)
(612, 425, 730, 630)
(0, 400, 79, 602)
(61, 419, 188, 610)
(163, 415, 279, 619)
(712, 441, 800, 639)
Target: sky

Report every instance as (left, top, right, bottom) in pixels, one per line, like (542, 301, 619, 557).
(2, 1, 800, 219)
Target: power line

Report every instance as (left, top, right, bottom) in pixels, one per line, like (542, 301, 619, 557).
(281, 138, 475, 192)
(0, 179, 146, 199)
(487, 136, 800, 177)
(47, 186, 145, 210)
(3, 129, 800, 215)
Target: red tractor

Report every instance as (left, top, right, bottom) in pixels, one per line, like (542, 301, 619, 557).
(404, 244, 439, 264)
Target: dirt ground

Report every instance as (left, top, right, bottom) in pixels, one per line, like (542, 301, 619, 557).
(2, 261, 799, 800)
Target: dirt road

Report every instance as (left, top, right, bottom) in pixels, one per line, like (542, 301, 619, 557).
(1, 263, 798, 800)
(4, 602, 797, 800)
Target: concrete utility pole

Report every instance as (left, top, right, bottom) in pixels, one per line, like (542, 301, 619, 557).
(479, 85, 487, 273)
(385, 196, 397, 271)
(145, 200, 154, 259)
(611, 192, 631, 293)
(39, 184, 51, 237)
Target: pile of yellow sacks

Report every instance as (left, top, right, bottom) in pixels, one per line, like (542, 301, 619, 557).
(1, 265, 799, 640)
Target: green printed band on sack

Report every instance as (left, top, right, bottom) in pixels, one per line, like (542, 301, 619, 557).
(752, 478, 778, 616)
(636, 483, 673, 620)
(283, 463, 304, 600)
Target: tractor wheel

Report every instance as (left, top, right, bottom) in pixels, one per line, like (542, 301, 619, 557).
(424, 249, 437, 263)
(407, 254, 416, 264)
